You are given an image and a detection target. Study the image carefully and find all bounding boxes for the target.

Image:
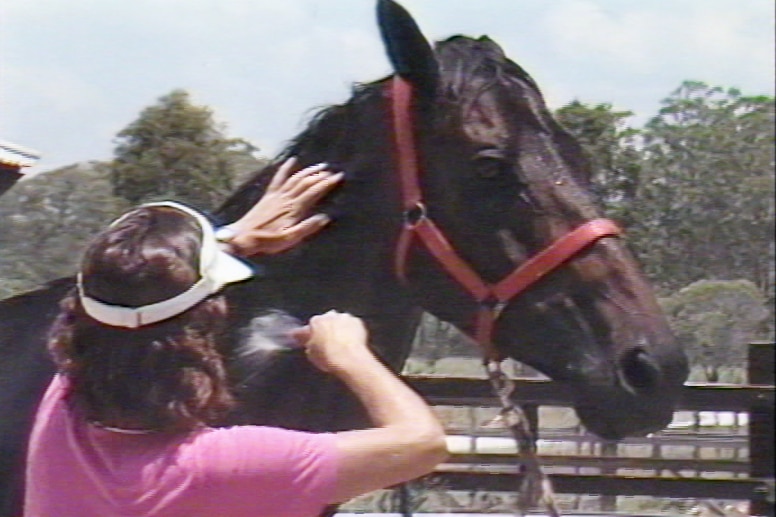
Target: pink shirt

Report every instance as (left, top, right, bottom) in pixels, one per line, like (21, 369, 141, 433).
(24, 375, 339, 517)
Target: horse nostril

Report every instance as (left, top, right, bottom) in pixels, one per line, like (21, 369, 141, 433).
(619, 348, 662, 393)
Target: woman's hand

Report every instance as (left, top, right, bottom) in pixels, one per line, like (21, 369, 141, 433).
(226, 157, 343, 256)
(299, 311, 371, 374)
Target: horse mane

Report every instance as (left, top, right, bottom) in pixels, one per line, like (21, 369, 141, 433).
(218, 34, 592, 223)
(284, 81, 388, 159)
(433, 36, 593, 186)
(217, 79, 393, 225)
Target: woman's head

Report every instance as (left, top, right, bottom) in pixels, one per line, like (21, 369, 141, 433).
(79, 202, 253, 328)
(49, 203, 252, 433)
(81, 204, 203, 309)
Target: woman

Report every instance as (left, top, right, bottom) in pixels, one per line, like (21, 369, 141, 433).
(24, 158, 448, 517)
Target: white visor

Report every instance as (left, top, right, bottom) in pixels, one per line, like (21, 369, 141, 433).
(77, 201, 253, 328)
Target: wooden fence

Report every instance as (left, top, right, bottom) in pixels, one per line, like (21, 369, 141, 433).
(403, 342, 775, 516)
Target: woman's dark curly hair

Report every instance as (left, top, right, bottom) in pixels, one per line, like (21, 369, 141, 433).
(48, 205, 235, 433)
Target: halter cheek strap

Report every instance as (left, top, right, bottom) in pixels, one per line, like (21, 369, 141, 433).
(388, 75, 622, 360)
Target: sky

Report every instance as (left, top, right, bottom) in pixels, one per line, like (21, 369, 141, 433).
(2, 0, 774, 175)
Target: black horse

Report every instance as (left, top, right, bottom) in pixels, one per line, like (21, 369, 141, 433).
(0, 1, 688, 514)
(0, 171, 22, 199)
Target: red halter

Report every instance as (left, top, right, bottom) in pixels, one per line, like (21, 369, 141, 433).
(388, 76, 622, 360)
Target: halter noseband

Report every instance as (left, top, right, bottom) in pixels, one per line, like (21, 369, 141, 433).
(388, 76, 622, 361)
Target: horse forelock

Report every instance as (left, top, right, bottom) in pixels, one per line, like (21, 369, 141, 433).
(434, 36, 540, 111)
(433, 35, 593, 188)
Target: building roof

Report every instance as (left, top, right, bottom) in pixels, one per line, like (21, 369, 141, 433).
(0, 140, 41, 169)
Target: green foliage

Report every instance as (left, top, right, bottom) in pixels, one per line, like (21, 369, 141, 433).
(0, 91, 267, 299)
(554, 100, 642, 224)
(629, 82, 775, 302)
(555, 87, 774, 376)
(0, 276, 36, 300)
(0, 163, 129, 296)
(557, 83, 775, 333)
(659, 279, 770, 381)
(111, 89, 261, 210)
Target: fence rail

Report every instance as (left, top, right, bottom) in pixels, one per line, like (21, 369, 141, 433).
(406, 377, 774, 411)
(401, 342, 775, 516)
(446, 452, 750, 474)
(427, 470, 766, 501)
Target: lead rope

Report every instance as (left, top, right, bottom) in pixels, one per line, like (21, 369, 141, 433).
(485, 358, 561, 517)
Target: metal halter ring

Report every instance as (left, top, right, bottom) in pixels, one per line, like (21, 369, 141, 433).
(403, 202, 427, 229)
(482, 298, 508, 319)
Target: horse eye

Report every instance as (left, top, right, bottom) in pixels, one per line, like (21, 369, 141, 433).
(476, 158, 505, 179)
(474, 149, 509, 179)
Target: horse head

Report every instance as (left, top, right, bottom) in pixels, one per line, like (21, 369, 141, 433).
(217, 0, 688, 441)
(375, 0, 688, 439)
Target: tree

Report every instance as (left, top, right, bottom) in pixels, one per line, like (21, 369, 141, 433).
(660, 279, 770, 382)
(628, 82, 775, 302)
(554, 101, 642, 224)
(0, 163, 128, 297)
(111, 89, 260, 210)
(0, 92, 268, 299)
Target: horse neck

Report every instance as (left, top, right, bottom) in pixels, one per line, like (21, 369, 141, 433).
(224, 95, 420, 367)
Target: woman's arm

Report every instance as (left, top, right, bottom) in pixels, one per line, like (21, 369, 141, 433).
(299, 312, 449, 503)
(221, 157, 343, 257)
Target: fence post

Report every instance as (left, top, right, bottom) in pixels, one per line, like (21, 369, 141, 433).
(600, 440, 618, 512)
(398, 484, 412, 517)
(748, 342, 774, 517)
(521, 403, 539, 437)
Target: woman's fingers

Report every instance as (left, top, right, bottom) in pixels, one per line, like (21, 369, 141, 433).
(244, 213, 332, 255)
(283, 163, 331, 194)
(286, 213, 332, 239)
(267, 156, 298, 192)
(232, 156, 343, 256)
(289, 325, 312, 346)
(269, 158, 341, 209)
(273, 214, 332, 253)
(291, 172, 344, 205)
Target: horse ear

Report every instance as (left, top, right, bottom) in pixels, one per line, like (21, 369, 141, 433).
(377, 0, 439, 99)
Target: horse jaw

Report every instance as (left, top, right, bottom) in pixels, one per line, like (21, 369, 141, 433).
(489, 240, 689, 440)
